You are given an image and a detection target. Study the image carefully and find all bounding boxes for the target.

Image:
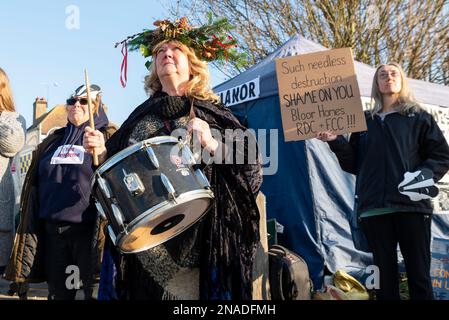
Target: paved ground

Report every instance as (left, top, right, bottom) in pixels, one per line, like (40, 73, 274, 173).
(0, 278, 48, 300)
(0, 278, 98, 300)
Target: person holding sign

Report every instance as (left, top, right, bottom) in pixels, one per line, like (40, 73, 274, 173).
(83, 17, 262, 300)
(5, 84, 116, 300)
(317, 62, 449, 300)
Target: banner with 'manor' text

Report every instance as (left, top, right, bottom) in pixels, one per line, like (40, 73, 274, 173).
(217, 77, 260, 107)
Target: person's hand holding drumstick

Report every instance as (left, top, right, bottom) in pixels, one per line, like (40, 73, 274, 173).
(83, 126, 107, 165)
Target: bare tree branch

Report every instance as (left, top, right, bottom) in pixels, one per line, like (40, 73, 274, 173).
(167, 0, 449, 85)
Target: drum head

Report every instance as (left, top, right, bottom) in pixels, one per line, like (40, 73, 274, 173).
(118, 197, 212, 253)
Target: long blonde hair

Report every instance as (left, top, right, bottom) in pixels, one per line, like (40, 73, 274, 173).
(370, 62, 420, 116)
(144, 40, 219, 103)
(0, 68, 16, 112)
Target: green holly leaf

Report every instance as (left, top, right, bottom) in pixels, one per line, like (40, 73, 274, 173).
(145, 60, 152, 71)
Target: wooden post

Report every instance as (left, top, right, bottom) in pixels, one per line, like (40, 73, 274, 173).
(252, 192, 271, 300)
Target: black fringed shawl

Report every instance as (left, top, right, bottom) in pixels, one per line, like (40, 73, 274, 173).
(106, 92, 262, 299)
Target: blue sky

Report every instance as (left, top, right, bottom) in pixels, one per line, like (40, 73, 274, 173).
(0, 0, 228, 127)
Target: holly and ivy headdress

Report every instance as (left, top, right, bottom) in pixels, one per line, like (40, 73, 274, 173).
(115, 14, 246, 87)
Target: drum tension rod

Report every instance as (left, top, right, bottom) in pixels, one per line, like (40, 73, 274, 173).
(145, 145, 160, 169)
(160, 173, 177, 203)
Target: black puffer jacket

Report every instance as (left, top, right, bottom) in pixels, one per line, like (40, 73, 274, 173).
(328, 108, 449, 215)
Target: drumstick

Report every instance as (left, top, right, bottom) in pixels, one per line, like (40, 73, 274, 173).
(189, 98, 195, 119)
(188, 98, 201, 161)
(84, 69, 99, 166)
(184, 98, 196, 148)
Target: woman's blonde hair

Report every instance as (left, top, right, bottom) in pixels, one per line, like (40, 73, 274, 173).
(370, 62, 420, 116)
(0, 68, 16, 112)
(144, 40, 219, 103)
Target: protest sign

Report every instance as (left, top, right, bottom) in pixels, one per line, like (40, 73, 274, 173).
(275, 48, 366, 141)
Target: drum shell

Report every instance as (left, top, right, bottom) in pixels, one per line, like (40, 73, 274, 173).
(91, 137, 213, 252)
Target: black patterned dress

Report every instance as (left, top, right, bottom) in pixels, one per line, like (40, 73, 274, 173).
(126, 99, 203, 299)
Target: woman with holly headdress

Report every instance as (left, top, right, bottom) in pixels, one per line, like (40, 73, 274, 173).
(83, 16, 262, 300)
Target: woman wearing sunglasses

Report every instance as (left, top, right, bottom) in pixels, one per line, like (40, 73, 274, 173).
(6, 84, 116, 300)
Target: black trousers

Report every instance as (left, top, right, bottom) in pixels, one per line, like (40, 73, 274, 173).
(45, 221, 95, 300)
(361, 212, 433, 300)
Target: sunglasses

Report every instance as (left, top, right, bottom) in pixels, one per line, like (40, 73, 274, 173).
(66, 97, 89, 105)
